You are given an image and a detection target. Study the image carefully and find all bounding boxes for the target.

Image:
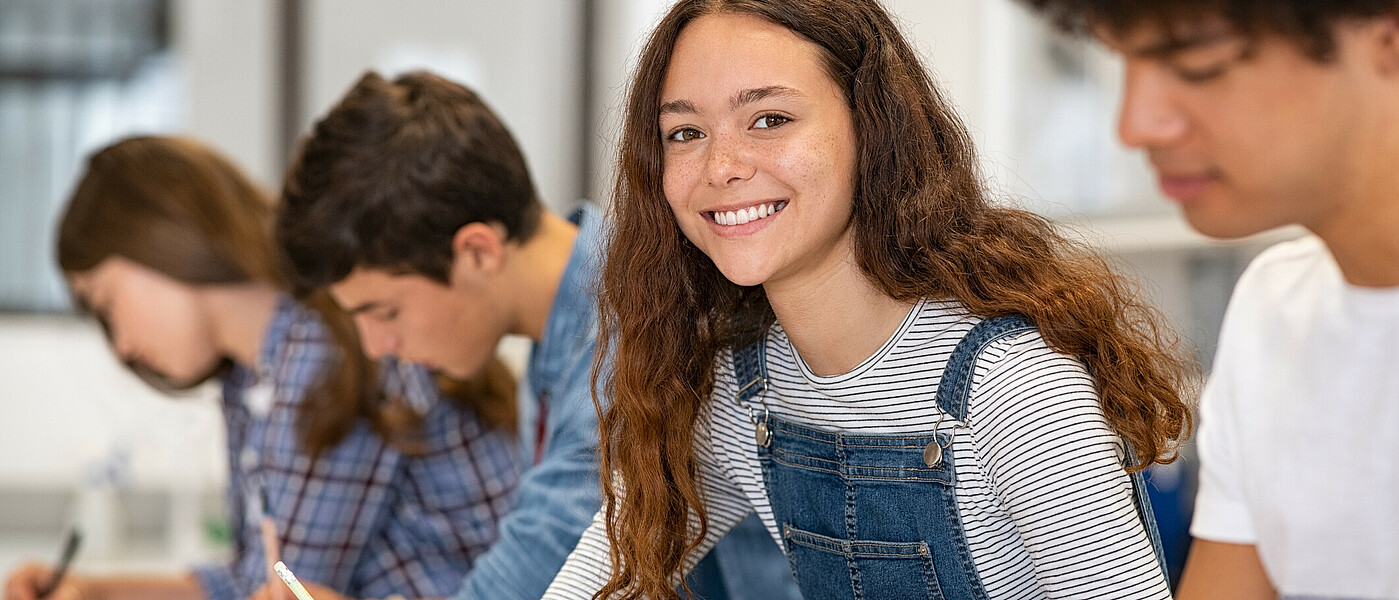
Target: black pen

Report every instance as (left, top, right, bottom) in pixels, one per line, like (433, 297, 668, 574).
(35, 528, 82, 599)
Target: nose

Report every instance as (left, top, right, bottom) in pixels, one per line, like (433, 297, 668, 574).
(109, 322, 137, 361)
(356, 319, 398, 360)
(704, 132, 756, 187)
(1117, 61, 1188, 149)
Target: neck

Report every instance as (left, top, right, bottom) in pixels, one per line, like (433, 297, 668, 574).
(507, 210, 580, 342)
(1313, 198, 1399, 288)
(763, 232, 915, 376)
(1310, 110, 1399, 287)
(201, 283, 282, 370)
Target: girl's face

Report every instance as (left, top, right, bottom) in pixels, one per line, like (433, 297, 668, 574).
(69, 256, 223, 386)
(659, 12, 859, 288)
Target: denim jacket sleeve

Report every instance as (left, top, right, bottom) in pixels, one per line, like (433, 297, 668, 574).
(450, 368, 602, 600)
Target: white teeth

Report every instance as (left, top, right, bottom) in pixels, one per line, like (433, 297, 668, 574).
(712, 202, 786, 226)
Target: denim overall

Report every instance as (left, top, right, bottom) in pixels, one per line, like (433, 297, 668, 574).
(733, 315, 1168, 599)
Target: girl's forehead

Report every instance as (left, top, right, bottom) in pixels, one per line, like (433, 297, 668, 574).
(663, 15, 836, 101)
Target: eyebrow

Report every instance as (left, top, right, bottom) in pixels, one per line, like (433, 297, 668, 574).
(659, 99, 699, 116)
(342, 301, 382, 315)
(730, 85, 800, 110)
(658, 85, 803, 117)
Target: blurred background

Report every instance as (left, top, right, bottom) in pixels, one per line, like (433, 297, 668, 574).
(0, 0, 1297, 588)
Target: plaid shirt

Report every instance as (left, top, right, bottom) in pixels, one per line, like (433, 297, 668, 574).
(192, 296, 519, 600)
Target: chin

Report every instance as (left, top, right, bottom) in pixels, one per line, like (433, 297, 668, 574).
(1182, 208, 1274, 240)
(706, 251, 779, 288)
(712, 263, 770, 288)
(438, 356, 489, 381)
(146, 361, 221, 390)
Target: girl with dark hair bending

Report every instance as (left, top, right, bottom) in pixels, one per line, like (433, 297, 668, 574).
(544, 0, 1193, 598)
(4, 136, 519, 600)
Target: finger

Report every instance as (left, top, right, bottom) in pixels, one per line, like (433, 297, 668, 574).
(5, 571, 40, 600)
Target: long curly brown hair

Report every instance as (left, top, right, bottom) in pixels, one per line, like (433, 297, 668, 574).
(594, 0, 1197, 598)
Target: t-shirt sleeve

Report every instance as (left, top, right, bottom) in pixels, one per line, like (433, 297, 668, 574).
(968, 332, 1170, 599)
(1189, 286, 1257, 545)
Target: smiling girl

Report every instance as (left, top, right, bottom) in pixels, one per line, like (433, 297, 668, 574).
(544, 1, 1193, 599)
(3, 136, 519, 600)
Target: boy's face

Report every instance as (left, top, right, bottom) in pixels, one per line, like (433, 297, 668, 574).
(330, 266, 508, 381)
(1103, 17, 1385, 238)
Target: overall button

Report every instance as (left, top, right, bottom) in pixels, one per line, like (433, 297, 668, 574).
(756, 421, 773, 447)
(922, 440, 942, 467)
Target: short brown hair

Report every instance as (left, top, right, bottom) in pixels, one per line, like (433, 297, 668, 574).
(1025, 0, 1399, 60)
(278, 70, 542, 294)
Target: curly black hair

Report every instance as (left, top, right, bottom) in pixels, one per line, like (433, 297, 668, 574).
(1023, 0, 1397, 60)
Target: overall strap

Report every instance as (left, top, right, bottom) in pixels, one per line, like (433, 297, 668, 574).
(934, 314, 1036, 421)
(733, 336, 768, 406)
(1126, 448, 1171, 578)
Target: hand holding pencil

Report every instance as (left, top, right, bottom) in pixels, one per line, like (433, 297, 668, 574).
(3, 529, 83, 600)
(2, 563, 81, 600)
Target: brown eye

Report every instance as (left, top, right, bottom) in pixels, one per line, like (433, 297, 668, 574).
(666, 128, 705, 142)
(752, 114, 790, 129)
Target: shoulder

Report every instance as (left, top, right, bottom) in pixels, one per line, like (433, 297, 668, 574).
(266, 299, 336, 368)
(1232, 235, 1336, 306)
(967, 326, 1099, 426)
(983, 327, 1091, 380)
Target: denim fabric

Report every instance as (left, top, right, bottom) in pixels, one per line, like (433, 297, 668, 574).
(735, 314, 1166, 599)
(758, 415, 979, 600)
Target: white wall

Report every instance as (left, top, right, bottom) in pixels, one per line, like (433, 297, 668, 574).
(172, 0, 281, 186)
(301, 0, 586, 213)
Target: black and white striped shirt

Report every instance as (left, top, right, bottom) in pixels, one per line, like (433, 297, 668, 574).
(546, 299, 1170, 599)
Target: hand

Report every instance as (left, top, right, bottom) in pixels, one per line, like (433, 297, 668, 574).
(4, 563, 85, 600)
(246, 579, 345, 600)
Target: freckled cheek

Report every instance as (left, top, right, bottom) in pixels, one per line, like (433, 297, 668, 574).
(772, 140, 845, 201)
(662, 159, 703, 209)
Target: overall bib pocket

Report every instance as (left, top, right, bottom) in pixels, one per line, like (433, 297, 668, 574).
(759, 417, 985, 600)
(781, 523, 945, 600)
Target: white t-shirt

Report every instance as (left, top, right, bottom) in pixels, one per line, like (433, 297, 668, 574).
(1192, 235, 1399, 598)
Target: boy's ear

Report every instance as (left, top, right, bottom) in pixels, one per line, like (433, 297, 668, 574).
(449, 222, 507, 283)
(1373, 11, 1399, 75)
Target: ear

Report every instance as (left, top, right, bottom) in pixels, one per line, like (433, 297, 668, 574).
(449, 222, 508, 285)
(1371, 11, 1399, 76)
